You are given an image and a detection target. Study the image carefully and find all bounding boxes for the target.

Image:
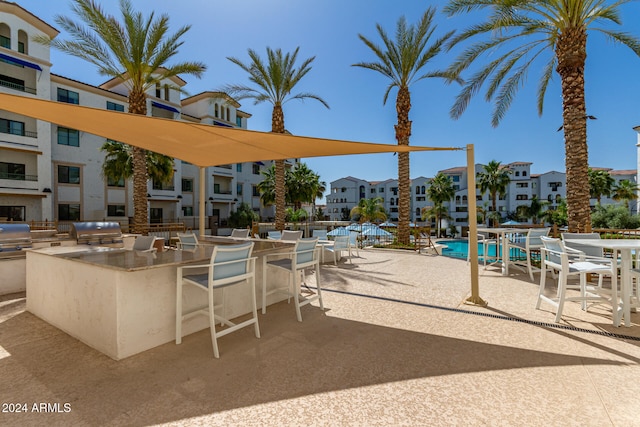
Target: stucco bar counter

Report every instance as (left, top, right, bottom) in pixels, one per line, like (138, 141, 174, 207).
(26, 238, 294, 360)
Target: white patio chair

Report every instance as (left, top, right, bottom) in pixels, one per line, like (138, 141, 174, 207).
(326, 235, 350, 265)
(536, 236, 618, 324)
(467, 233, 497, 266)
(348, 231, 360, 258)
(176, 232, 200, 250)
(230, 228, 250, 238)
(281, 230, 303, 241)
(267, 231, 282, 240)
(510, 227, 550, 281)
(131, 235, 156, 252)
(312, 229, 328, 240)
(262, 237, 323, 322)
(176, 241, 259, 358)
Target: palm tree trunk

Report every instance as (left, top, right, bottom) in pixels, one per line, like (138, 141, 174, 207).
(395, 86, 412, 245)
(557, 28, 591, 232)
(491, 191, 497, 227)
(128, 89, 149, 235)
(272, 104, 286, 231)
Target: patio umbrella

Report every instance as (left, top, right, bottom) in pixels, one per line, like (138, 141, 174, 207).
(501, 220, 521, 226)
(327, 227, 349, 236)
(361, 226, 392, 237)
(379, 221, 397, 227)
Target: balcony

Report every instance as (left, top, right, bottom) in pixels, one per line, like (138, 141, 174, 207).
(0, 172, 37, 181)
(0, 127, 37, 138)
(0, 77, 36, 95)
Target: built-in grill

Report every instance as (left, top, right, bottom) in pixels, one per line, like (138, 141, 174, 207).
(0, 223, 32, 259)
(69, 222, 124, 247)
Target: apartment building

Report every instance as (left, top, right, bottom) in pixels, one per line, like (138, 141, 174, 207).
(327, 162, 637, 226)
(0, 2, 284, 226)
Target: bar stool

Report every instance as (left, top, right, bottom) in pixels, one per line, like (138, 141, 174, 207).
(262, 237, 323, 321)
(176, 241, 259, 358)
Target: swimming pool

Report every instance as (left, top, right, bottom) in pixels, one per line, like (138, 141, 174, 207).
(436, 239, 499, 261)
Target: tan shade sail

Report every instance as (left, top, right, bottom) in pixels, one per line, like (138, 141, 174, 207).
(0, 93, 460, 167)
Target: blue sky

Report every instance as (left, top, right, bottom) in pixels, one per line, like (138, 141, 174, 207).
(17, 0, 640, 202)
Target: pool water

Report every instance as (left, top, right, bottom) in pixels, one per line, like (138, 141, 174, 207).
(437, 239, 500, 261)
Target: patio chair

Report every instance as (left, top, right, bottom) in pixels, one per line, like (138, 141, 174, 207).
(510, 227, 550, 281)
(467, 233, 497, 266)
(262, 237, 323, 322)
(267, 231, 282, 240)
(176, 232, 200, 250)
(348, 231, 360, 258)
(312, 229, 328, 240)
(175, 241, 259, 358)
(230, 228, 250, 239)
(281, 230, 303, 241)
(326, 235, 350, 265)
(131, 235, 157, 252)
(536, 236, 618, 323)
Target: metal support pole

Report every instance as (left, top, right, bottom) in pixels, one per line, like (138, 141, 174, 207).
(464, 144, 487, 306)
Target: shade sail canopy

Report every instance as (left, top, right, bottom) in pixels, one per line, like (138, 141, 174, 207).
(0, 93, 460, 167)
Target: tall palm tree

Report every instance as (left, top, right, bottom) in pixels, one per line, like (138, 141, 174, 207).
(426, 172, 456, 236)
(588, 168, 615, 205)
(101, 140, 174, 189)
(353, 7, 456, 246)
(477, 161, 512, 225)
(225, 47, 329, 232)
(421, 202, 452, 237)
(350, 197, 387, 224)
(443, 0, 640, 232)
(612, 179, 639, 211)
(38, 0, 206, 233)
(257, 165, 277, 208)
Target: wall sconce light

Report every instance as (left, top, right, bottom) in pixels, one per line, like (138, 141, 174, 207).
(42, 188, 52, 193)
(208, 197, 214, 201)
(177, 195, 182, 199)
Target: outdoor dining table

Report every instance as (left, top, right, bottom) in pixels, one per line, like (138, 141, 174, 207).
(564, 238, 640, 327)
(476, 227, 522, 275)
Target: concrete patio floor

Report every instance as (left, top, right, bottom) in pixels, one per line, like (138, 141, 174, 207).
(1, 249, 639, 426)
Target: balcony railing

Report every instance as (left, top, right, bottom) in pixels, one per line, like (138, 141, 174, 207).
(0, 172, 37, 181)
(0, 128, 37, 138)
(0, 78, 36, 95)
(213, 190, 233, 195)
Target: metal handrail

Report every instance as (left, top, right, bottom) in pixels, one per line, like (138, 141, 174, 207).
(0, 78, 36, 95)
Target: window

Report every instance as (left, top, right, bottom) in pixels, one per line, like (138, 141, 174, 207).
(214, 183, 220, 193)
(390, 198, 394, 206)
(252, 185, 260, 197)
(415, 185, 420, 194)
(107, 205, 126, 216)
(0, 35, 9, 49)
(236, 116, 242, 127)
(516, 194, 529, 200)
(182, 206, 193, 216)
(371, 188, 376, 194)
(152, 179, 174, 191)
(237, 183, 243, 195)
(515, 171, 520, 177)
(522, 171, 527, 177)
(57, 88, 79, 104)
(516, 182, 528, 188)
(58, 165, 80, 184)
(57, 127, 79, 147)
(17, 41, 24, 53)
(226, 107, 230, 121)
(379, 188, 384, 193)
(236, 163, 242, 172)
(155, 83, 161, 98)
(181, 178, 193, 192)
(416, 208, 421, 216)
(0, 118, 25, 136)
(452, 175, 460, 182)
(164, 84, 170, 101)
(0, 205, 25, 221)
(252, 163, 260, 174)
(106, 101, 125, 112)
(421, 186, 426, 194)
(0, 162, 26, 180)
(58, 204, 80, 220)
(107, 176, 125, 187)
(214, 104, 219, 118)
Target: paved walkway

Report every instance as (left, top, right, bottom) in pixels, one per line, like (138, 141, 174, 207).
(0, 249, 638, 426)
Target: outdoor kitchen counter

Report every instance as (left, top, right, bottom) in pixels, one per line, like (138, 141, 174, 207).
(26, 238, 295, 360)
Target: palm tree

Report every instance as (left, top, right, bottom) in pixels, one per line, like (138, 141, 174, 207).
(588, 168, 615, 205)
(350, 197, 387, 224)
(477, 161, 511, 225)
(257, 166, 277, 208)
(443, 0, 640, 232)
(426, 172, 456, 236)
(421, 202, 452, 237)
(225, 47, 329, 232)
(101, 140, 174, 191)
(612, 179, 639, 211)
(525, 195, 548, 225)
(287, 163, 326, 210)
(38, 0, 206, 233)
(353, 7, 456, 246)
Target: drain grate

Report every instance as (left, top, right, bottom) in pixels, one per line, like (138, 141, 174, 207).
(318, 287, 640, 342)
